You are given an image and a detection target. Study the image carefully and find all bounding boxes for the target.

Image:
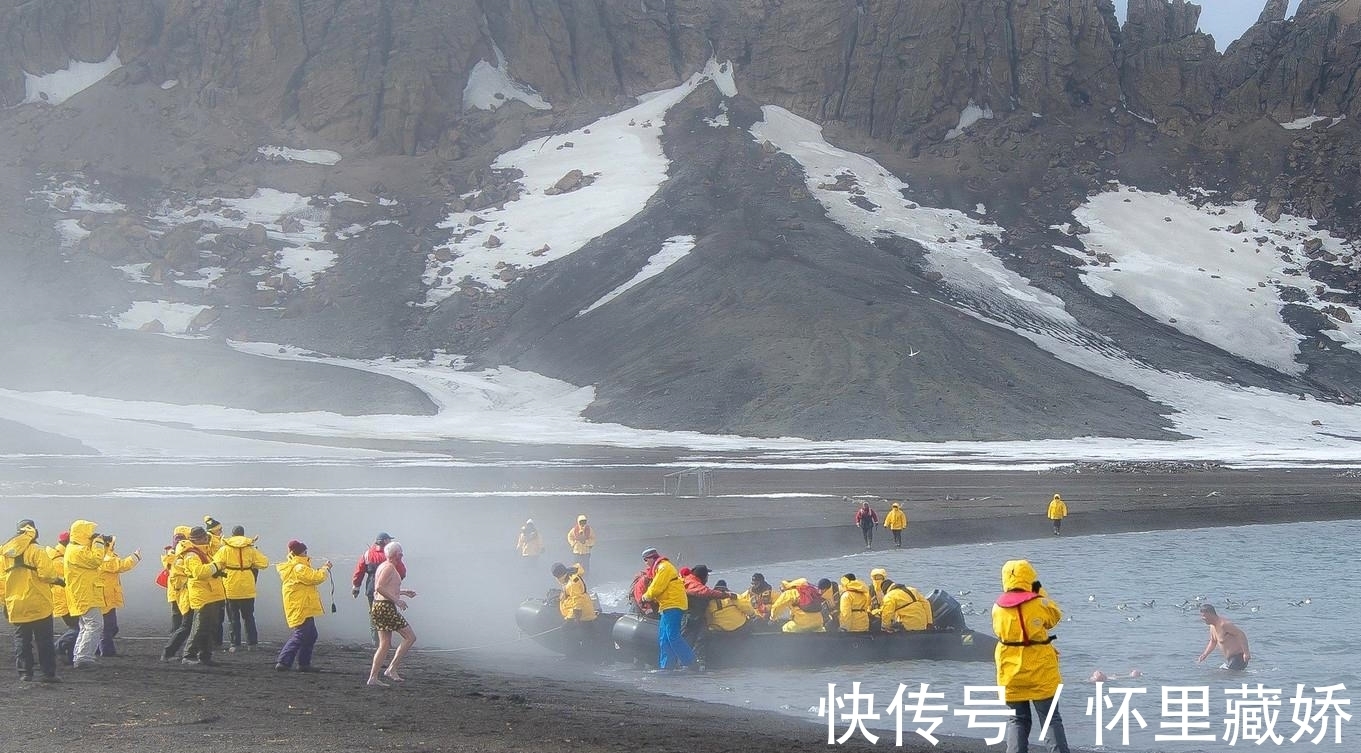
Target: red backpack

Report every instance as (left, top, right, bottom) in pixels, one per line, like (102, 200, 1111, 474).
(795, 583, 823, 611)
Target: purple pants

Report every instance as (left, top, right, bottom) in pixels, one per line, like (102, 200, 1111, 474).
(97, 609, 119, 657)
(276, 617, 318, 668)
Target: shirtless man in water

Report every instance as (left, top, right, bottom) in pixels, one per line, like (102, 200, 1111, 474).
(1197, 604, 1250, 670)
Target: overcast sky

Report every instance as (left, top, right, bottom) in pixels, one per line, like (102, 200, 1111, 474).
(1112, 0, 1305, 51)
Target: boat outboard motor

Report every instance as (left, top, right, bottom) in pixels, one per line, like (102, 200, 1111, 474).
(926, 589, 967, 631)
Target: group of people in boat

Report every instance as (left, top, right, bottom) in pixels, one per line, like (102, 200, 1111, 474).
(547, 549, 938, 640)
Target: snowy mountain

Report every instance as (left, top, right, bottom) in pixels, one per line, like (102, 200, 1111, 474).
(1, 0, 1361, 460)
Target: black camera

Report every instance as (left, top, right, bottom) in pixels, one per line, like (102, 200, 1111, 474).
(213, 567, 229, 578)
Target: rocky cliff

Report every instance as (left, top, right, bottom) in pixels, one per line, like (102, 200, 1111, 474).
(5, 0, 1359, 152)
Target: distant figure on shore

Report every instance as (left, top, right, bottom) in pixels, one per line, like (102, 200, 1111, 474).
(1197, 604, 1250, 670)
(516, 519, 542, 566)
(566, 515, 595, 573)
(993, 559, 1071, 753)
(1047, 494, 1068, 536)
(883, 502, 907, 548)
(854, 502, 878, 549)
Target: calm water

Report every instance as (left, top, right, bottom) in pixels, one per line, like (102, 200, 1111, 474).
(593, 519, 1361, 753)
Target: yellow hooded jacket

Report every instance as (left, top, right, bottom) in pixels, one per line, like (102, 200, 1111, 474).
(556, 564, 597, 622)
(868, 568, 896, 608)
(178, 541, 226, 611)
(641, 557, 687, 611)
(2, 527, 62, 624)
(99, 546, 141, 611)
(517, 527, 543, 557)
(770, 579, 826, 633)
(63, 520, 111, 616)
(47, 543, 69, 618)
(214, 535, 270, 599)
(705, 592, 755, 631)
(838, 577, 873, 632)
(992, 559, 1063, 703)
(880, 584, 933, 631)
(883, 503, 907, 531)
(277, 553, 329, 628)
(566, 522, 596, 555)
(1046, 495, 1067, 520)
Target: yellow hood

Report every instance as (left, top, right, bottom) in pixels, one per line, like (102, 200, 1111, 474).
(70, 520, 97, 546)
(891, 503, 901, 509)
(841, 578, 870, 596)
(869, 568, 887, 581)
(1051, 494, 1062, 502)
(2, 528, 36, 558)
(1001, 559, 1039, 592)
(223, 535, 256, 549)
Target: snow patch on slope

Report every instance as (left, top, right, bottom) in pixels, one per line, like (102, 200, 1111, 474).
(258, 146, 342, 165)
(1070, 186, 1361, 372)
(23, 51, 122, 105)
(578, 235, 696, 316)
(425, 60, 736, 301)
(463, 43, 551, 112)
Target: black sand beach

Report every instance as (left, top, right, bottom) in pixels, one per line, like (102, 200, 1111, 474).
(2, 466, 1357, 752)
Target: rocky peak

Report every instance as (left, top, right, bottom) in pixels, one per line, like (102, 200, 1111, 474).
(1123, 0, 1201, 51)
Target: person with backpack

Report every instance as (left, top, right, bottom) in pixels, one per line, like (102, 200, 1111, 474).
(878, 582, 933, 631)
(854, 501, 878, 549)
(993, 559, 1070, 753)
(215, 525, 269, 652)
(516, 519, 543, 566)
(352, 532, 404, 646)
(769, 578, 827, 633)
(740, 573, 775, 619)
(3, 520, 64, 682)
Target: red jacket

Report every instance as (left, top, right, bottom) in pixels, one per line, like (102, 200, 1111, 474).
(352, 544, 407, 597)
(855, 507, 878, 526)
(682, 572, 727, 600)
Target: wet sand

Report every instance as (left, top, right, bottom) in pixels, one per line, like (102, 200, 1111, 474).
(3, 467, 1357, 753)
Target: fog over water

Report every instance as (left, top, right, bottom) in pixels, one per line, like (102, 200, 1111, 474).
(592, 519, 1360, 753)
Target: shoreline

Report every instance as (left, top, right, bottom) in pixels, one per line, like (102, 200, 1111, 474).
(3, 466, 1357, 753)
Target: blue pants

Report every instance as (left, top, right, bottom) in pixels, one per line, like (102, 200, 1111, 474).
(277, 617, 318, 668)
(657, 608, 696, 669)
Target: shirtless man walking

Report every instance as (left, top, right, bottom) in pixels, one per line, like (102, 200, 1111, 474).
(1196, 604, 1250, 670)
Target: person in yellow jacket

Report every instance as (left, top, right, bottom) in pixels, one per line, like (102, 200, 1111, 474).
(883, 502, 908, 548)
(838, 574, 872, 632)
(161, 532, 202, 662)
(705, 580, 756, 632)
(48, 532, 79, 666)
(161, 526, 192, 632)
(878, 583, 933, 631)
(769, 578, 826, 633)
(203, 516, 225, 555)
(517, 519, 543, 564)
(1046, 494, 1068, 536)
(566, 515, 596, 573)
(868, 568, 897, 609)
(177, 526, 227, 666)
(275, 539, 332, 672)
(3, 520, 64, 682)
(214, 525, 269, 652)
(96, 536, 141, 658)
(640, 548, 696, 669)
(551, 562, 597, 622)
(992, 559, 1070, 753)
(64, 519, 112, 668)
